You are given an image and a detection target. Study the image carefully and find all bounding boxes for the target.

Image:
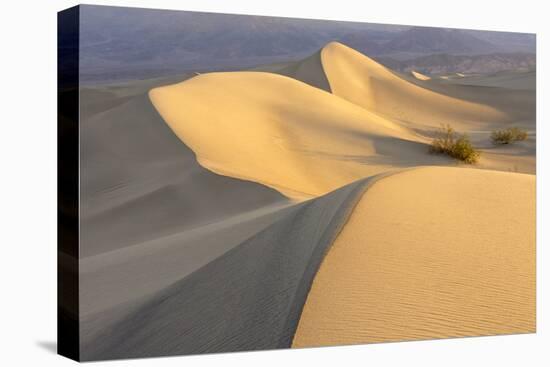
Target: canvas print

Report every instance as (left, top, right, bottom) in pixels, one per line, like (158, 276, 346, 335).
(58, 5, 536, 362)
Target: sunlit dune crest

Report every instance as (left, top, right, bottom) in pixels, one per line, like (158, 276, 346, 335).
(411, 70, 431, 80)
(150, 71, 441, 200)
(293, 167, 535, 347)
(150, 42, 534, 200)
(320, 42, 508, 130)
(75, 8, 536, 358)
(147, 41, 535, 349)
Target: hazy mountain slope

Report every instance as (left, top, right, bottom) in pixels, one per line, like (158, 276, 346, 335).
(384, 26, 496, 53)
(378, 52, 536, 75)
(77, 5, 535, 82)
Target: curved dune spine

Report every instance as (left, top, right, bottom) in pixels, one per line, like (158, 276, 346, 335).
(319, 42, 508, 128)
(81, 172, 397, 360)
(293, 167, 535, 347)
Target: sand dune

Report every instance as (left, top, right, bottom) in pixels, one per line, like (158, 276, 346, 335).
(150, 62, 535, 203)
(80, 86, 287, 256)
(80, 201, 291, 317)
(80, 200, 295, 353)
(320, 42, 510, 130)
(79, 39, 536, 360)
(268, 42, 532, 128)
(411, 70, 431, 80)
(251, 42, 535, 174)
(144, 42, 535, 357)
(79, 80, 293, 353)
(81, 177, 373, 360)
(149, 71, 458, 199)
(293, 167, 535, 347)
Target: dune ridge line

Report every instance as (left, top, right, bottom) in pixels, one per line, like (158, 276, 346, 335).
(293, 166, 535, 347)
(81, 171, 402, 360)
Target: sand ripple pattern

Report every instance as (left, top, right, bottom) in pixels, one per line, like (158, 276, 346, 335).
(293, 167, 535, 347)
(82, 177, 375, 360)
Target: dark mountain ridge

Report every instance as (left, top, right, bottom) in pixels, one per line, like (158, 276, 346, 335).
(377, 52, 536, 75)
(77, 5, 536, 82)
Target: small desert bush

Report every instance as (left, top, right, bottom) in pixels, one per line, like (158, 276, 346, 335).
(491, 127, 528, 145)
(430, 124, 480, 164)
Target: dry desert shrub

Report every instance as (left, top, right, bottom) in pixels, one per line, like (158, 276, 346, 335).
(430, 124, 480, 164)
(491, 127, 528, 145)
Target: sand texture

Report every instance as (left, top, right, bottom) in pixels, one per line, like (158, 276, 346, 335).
(150, 43, 534, 204)
(150, 71, 443, 200)
(81, 177, 374, 360)
(80, 86, 287, 257)
(78, 40, 536, 359)
(293, 167, 535, 347)
(79, 81, 291, 355)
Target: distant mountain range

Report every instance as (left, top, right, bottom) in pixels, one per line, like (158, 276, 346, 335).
(75, 5, 536, 82)
(338, 26, 535, 59)
(342, 26, 496, 56)
(377, 53, 536, 75)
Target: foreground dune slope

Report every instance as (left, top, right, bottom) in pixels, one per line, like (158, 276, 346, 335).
(293, 166, 535, 347)
(150, 71, 454, 200)
(82, 176, 376, 360)
(77, 38, 536, 360)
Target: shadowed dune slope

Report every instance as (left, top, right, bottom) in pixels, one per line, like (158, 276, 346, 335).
(81, 176, 375, 360)
(80, 200, 293, 318)
(268, 49, 332, 92)
(80, 88, 287, 257)
(293, 167, 535, 347)
(78, 40, 536, 359)
(150, 71, 456, 200)
(79, 80, 301, 351)
(79, 199, 297, 354)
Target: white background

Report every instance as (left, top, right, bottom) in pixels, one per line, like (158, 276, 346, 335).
(0, 0, 548, 365)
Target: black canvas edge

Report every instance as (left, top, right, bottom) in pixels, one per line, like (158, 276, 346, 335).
(58, 5, 80, 362)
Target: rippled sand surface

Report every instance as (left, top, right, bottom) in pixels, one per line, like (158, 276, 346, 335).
(293, 167, 535, 347)
(79, 39, 535, 358)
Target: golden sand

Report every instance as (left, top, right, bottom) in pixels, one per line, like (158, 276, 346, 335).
(320, 42, 508, 130)
(411, 70, 431, 80)
(150, 42, 533, 202)
(150, 71, 441, 200)
(292, 167, 535, 347)
(147, 41, 536, 347)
